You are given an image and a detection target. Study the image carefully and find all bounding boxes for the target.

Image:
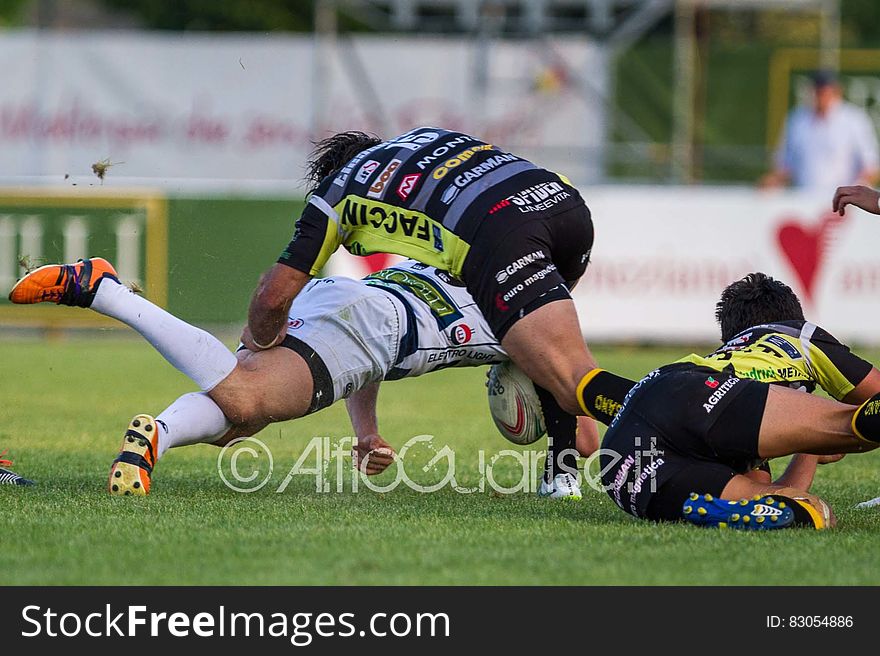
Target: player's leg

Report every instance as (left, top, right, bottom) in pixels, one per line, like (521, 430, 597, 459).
(681, 475, 835, 530)
(109, 345, 317, 496)
(9, 258, 239, 393)
(208, 346, 315, 427)
(666, 368, 840, 529)
(576, 416, 600, 457)
(718, 474, 835, 527)
(535, 383, 581, 498)
(501, 299, 595, 416)
(465, 202, 634, 419)
(756, 385, 879, 458)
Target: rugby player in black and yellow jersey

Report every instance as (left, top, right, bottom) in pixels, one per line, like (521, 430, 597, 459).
(244, 128, 634, 495)
(600, 272, 880, 530)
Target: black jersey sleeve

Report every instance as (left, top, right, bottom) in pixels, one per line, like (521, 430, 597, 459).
(806, 324, 873, 400)
(277, 195, 341, 276)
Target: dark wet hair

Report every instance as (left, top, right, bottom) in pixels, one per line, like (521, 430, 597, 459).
(305, 131, 382, 191)
(715, 272, 805, 342)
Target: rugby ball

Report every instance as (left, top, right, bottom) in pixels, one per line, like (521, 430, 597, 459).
(487, 362, 546, 445)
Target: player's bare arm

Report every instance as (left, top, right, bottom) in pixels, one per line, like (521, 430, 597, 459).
(758, 168, 790, 189)
(345, 383, 396, 476)
(840, 366, 880, 403)
(832, 184, 880, 215)
(246, 263, 312, 349)
(856, 167, 880, 186)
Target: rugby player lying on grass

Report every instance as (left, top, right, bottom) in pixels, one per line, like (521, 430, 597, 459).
(9, 257, 598, 497)
(600, 272, 880, 530)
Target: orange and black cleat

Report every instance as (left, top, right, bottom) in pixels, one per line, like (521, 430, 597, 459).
(8, 257, 118, 307)
(108, 415, 158, 496)
(0, 449, 34, 486)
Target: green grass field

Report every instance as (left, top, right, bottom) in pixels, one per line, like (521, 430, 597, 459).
(2, 337, 880, 585)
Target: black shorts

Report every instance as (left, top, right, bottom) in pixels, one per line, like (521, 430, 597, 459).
(599, 363, 770, 521)
(461, 189, 593, 340)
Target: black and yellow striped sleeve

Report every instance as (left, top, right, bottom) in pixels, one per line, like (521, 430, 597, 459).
(806, 325, 873, 400)
(277, 194, 343, 277)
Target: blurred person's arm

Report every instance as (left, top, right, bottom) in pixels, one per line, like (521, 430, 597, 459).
(759, 115, 793, 188)
(759, 168, 790, 189)
(852, 106, 880, 186)
(855, 169, 880, 186)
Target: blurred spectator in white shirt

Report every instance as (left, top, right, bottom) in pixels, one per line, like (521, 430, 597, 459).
(760, 70, 880, 191)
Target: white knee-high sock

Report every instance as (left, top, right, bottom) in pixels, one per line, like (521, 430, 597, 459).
(91, 279, 238, 391)
(156, 393, 232, 458)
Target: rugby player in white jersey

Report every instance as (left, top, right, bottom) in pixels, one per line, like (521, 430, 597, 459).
(9, 257, 597, 496)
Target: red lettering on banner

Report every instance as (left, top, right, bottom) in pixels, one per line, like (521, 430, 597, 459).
(589, 260, 756, 295)
(838, 264, 880, 295)
(0, 101, 162, 146)
(186, 112, 229, 144)
(244, 117, 309, 148)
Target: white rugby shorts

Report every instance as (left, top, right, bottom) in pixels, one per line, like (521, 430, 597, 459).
(285, 277, 406, 403)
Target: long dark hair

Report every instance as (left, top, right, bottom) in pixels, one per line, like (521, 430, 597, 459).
(715, 272, 805, 342)
(305, 131, 382, 191)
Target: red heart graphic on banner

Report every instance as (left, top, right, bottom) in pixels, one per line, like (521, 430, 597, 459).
(775, 213, 845, 303)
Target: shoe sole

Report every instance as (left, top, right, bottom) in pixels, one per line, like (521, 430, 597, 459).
(8, 263, 66, 304)
(9, 258, 118, 305)
(108, 414, 156, 496)
(682, 493, 795, 530)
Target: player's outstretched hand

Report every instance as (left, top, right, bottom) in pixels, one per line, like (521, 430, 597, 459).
(832, 185, 880, 216)
(353, 434, 396, 476)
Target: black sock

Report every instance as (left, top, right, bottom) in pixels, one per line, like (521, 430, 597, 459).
(577, 369, 637, 425)
(852, 392, 880, 444)
(536, 385, 578, 482)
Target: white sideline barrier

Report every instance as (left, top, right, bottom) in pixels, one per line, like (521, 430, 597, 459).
(325, 186, 880, 345)
(577, 186, 880, 345)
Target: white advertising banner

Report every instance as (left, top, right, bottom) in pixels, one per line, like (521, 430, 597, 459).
(571, 186, 880, 345)
(0, 31, 604, 190)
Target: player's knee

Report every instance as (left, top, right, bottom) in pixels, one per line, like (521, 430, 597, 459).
(210, 421, 268, 447)
(214, 395, 262, 427)
(211, 431, 239, 448)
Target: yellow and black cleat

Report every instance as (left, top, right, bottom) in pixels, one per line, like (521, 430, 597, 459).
(108, 414, 158, 496)
(681, 493, 809, 530)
